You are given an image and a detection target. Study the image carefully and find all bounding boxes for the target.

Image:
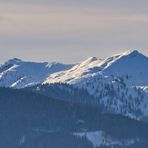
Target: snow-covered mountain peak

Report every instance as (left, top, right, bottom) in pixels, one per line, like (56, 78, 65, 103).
(78, 57, 101, 68)
(5, 58, 22, 65)
(83, 56, 98, 63)
(118, 50, 137, 56)
(127, 49, 141, 55)
(106, 50, 144, 62)
(102, 50, 148, 77)
(0, 59, 73, 88)
(119, 50, 147, 59)
(44, 50, 148, 86)
(44, 56, 102, 84)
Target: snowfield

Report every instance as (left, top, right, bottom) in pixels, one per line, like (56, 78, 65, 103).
(73, 131, 140, 148)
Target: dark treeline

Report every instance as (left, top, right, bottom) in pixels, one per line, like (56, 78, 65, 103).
(25, 83, 100, 105)
(0, 87, 148, 147)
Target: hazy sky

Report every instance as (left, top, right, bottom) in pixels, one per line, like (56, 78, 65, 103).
(0, 0, 148, 63)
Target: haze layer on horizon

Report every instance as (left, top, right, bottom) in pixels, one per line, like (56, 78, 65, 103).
(0, 0, 148, 63)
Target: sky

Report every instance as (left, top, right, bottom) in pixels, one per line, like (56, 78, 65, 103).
(0, 0, 148, 63)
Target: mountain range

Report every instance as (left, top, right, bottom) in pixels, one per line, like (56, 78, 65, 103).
(0, 50, 148, 148)
(0, 58, 73, 88)
(1, 50, 148, 88)
(0, 50, 148, 120)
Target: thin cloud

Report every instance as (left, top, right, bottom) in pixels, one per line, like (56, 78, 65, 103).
(0, 3, 148, 37)
(0, 1, 148, 63)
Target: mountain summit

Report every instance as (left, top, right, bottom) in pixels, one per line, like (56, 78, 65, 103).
(100, 50, 148, 85)
(44, 50, 148, 86)
(0, 59, 73, 88)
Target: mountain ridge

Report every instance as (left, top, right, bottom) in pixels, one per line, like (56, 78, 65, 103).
(0, 50, 148, 120)
(44, 50, 148, 86)
(42, 50, 148, 120)
(0, 58, 74, 88)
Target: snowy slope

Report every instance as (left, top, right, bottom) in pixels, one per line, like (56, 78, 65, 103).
(73, 131, 139, 148)
(0, 58, 73, 88)
(44, 56, 102, 84)
(44, 50, 148, 86)
(102, 50, 148, 86)
(44, 50, 148, 119)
